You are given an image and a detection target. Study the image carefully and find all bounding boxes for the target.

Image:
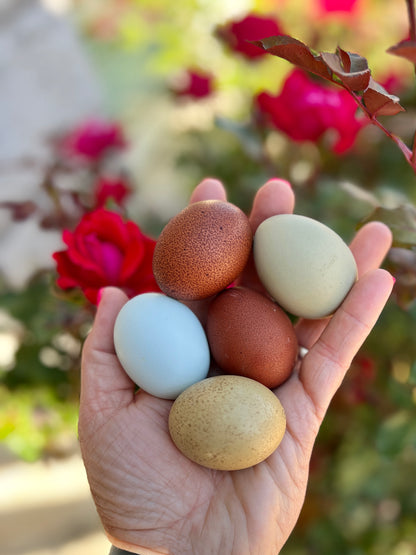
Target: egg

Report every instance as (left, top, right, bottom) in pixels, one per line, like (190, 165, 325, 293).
(206, 287, 298, 388)
(253, 214, 358, 319)
(152, 200, 253, 301)
(168, 375, 286, 470)
(113, 293, 210, 399)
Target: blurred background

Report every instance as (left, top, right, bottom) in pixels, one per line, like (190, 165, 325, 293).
(1, 0, 416, 553)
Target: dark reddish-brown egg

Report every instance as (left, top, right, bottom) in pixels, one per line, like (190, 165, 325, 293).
(152, 200, 253, 301)
(206, 287, 298, 388)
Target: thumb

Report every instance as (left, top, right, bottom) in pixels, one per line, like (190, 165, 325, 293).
(80, 287, 135, 412)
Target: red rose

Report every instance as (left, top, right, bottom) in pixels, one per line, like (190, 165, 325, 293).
(94, 176, 132, 208)
(255, 69, 366, 153)
(172, 69, 215, 99)
(53, 209, 160, 304)
(216, 13, 284, 60)
(61, 119, 127, 161)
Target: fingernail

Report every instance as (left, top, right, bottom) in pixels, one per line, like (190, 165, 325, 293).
(97, 288, 106, 304)
(266, 177, 292, 189)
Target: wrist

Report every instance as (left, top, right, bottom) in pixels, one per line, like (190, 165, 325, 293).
(110, 547, 136, 555)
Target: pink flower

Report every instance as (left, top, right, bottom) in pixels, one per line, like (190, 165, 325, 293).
(216, 13, 284, 60)
(61, 119, 127, 162)
(53, 209, 160, 304)
(255, 69, 366, 153)
(93, 176, 132, 208)
(172, 69, 215, 99)
(313, 0, 361, 20)
(318, 0, 359, 13)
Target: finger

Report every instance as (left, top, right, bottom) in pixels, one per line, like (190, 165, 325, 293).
(349, 221, 392, 274)
(80, 287, 134, 409)
(238, 179, 295, 291)
(295, 221, 393, 349)
(249, 178, 295, 233)
(189, 178, 227, 203)
(298, 269, 394, 421)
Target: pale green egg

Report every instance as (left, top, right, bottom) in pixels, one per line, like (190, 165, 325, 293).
(253, 214, 358, 319)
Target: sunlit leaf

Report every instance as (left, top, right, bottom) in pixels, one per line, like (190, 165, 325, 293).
(361, 204, 416, 248)
(321, 49, 370, 91)
(362, 78, 405, 116)
(252, 35, 332, 81)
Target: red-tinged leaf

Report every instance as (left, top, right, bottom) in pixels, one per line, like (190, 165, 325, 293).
(252, 35, 333, 81)
(338, 47, 352, 72)
(362, 78, 405, 116)
(387, 39, 416, 64)
(321, 49, 370, 91)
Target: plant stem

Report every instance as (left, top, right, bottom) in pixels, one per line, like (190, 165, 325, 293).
(406, 0, 416, 41)
(349, 90, 416, 174)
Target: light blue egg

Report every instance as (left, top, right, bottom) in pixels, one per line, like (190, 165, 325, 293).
(114, 293, 210, 399)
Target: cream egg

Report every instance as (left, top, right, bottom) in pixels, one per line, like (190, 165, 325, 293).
(168, 375, 286, 470)
(113, 293, 210, 399)
(253, 214, 358, 319)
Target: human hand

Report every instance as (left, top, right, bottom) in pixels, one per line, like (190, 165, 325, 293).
(78, 178, 394, 555)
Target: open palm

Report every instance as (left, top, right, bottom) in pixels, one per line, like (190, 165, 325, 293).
(79, 178, 394, 555)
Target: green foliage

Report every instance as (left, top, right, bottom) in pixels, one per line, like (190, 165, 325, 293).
(0, 273, 90, 393)
(0, 386, 79, 461)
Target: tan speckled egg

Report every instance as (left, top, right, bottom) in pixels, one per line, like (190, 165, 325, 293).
(152, 200, 253, 301)
(254, 214, 358, 319)
(206, 287, 298, 388)
(168, 375, 286, 471)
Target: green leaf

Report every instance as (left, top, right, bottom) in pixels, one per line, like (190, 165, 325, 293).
(215, 116, 264, 159)
(360, 204, 416, 248)
(409, 361, 416, 385)
(375, 411, 415, 457)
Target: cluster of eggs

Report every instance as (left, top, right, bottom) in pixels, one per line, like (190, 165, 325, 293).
(113, 199, 358, 471)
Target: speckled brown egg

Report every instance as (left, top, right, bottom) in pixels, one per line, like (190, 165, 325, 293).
(168, 375, 286, 470)
(206, 287, 298, 388)
(152, 200, 253, 301)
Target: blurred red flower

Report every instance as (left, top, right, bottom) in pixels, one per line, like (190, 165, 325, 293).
(216, 13, 284, 60)
(255, 69, 366, 153)
(94, 176, 132, 208)
(347, 354, 376, 405)
(61, 119, 127, 162)
(172, 69, 215, 99)
(53, 209, 160, 304)
(318, 0, 359, 13)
